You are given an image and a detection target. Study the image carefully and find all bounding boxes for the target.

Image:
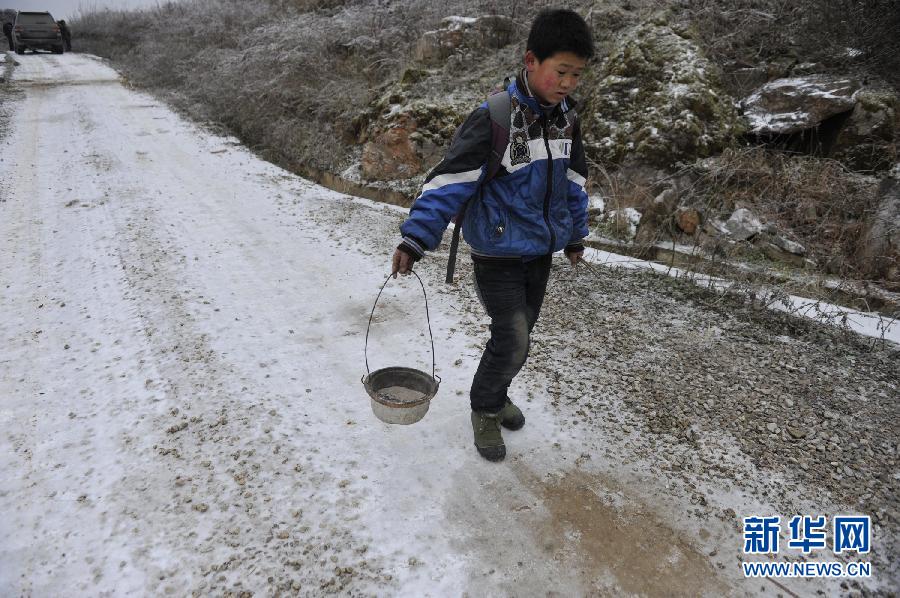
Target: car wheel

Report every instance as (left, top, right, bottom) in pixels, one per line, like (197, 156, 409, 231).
(53, 46, 63, 54)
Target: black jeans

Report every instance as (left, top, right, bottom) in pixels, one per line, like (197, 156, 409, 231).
(469, 254, 552, 413)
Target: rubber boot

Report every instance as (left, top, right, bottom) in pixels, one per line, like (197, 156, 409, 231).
(499, 398, 525, 430)
(471, 410, 506, 462)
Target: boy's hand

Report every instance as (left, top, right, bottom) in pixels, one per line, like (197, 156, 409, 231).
(563, 241, 584, 268)
(392, 248, 414, 278)
(564, 242, 585, 268)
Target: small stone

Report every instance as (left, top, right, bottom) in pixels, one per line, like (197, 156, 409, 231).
(166, 422, 188, 434)
(787, 427, 807, 439)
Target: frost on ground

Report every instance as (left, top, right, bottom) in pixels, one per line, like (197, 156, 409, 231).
(0, 54, 897, 597)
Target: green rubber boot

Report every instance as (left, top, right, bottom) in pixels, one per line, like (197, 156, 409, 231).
(499, 398, 525, 431)
(471, 410, 506, 462)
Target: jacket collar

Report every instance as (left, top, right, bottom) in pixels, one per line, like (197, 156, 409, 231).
(510, 68, 577, 115)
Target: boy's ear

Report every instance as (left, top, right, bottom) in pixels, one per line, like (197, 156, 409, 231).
(524, 50, 539, 72)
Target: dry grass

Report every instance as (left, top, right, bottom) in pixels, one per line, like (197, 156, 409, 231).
(587, 146, 883, 286)
(689, 148, 881, 276)
(72, 0, 560, 173)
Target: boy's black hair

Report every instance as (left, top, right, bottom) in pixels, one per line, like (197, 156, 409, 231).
(526, 9, 594, 61)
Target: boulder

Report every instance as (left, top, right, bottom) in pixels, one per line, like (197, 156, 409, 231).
(725, 208, 763, 241)
(831, 89, 898, 172)
(754, 230, 810, 268)
(415, 28, 465, 64)
(755, 240, 812, 268)
(415, 15, 516, 64)
(703, 217, 729, 237)
(838, 90, 897, 140)
(582, 22, 744, 169)
(857, 164, 900, 284)
(740, 75, 860, 135)
(676, 208, 701, 235)
(770, 234, 806, 256)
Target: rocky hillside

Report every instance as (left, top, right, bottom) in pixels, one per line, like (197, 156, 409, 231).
(71, 0, 899, 298)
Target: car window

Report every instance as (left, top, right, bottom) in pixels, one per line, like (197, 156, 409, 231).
(16, 13, 56, 25)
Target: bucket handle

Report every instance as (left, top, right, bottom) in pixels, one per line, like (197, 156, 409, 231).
(364, 271, 436, 380)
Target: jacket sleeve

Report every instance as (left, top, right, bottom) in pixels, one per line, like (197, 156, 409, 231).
(399, 106, 492, 255)
(565, 119, 590, 247)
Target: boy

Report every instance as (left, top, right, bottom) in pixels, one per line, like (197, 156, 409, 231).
(390, 9, 594, 461)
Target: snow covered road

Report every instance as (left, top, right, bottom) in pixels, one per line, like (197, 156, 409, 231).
(1, 54, 893, 596)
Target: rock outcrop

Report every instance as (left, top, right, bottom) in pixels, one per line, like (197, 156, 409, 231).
(857, 164, 900, 285)
(740, 75, 860, 135)
(360, 119, 422, 181)
(357, 91, 469, 181)
(582, 22, 744, 169)
(832, 89, 898, 172)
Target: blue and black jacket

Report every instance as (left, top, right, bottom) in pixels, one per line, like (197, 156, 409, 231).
(399, 73, 589, 262)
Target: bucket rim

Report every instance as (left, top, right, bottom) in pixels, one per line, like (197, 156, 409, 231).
(362, 366, 440, 407)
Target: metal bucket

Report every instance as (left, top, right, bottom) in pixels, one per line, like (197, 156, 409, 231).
(362, 272, 441, 425)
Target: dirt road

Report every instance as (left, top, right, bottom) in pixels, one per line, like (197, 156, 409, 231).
(1, 54, 895, 596)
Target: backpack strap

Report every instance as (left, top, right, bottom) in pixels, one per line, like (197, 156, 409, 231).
(445, 88, 512, 284)
(484, 90, 511, 181)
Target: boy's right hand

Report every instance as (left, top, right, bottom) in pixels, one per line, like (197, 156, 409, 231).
(392, 248, 414, 278)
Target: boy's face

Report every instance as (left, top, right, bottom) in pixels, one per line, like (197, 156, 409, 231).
(524, 51, 587, 105)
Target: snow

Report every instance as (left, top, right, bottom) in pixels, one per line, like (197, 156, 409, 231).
(0, 54, 891, 596)
(588, 194, 605, 211)
(622, 207, 642, 226)
(442, 16, 477, 30)
(668, 83, 690, 97)
(581, 247, 899, 346)
(384, 102, 408, 118)
(745, 109, 810, 133)
(0, 53, 486, 595)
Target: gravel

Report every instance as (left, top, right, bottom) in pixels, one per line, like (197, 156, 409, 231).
(322, 199, 898, 592)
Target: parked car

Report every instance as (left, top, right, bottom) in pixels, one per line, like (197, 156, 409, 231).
(13, 11, 64, 54)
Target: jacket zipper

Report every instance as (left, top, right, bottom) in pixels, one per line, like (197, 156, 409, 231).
(541, 113, 555, 253)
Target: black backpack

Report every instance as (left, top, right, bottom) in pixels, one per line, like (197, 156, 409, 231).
(445, 86, 513, 283)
